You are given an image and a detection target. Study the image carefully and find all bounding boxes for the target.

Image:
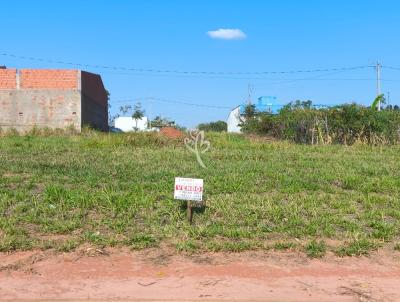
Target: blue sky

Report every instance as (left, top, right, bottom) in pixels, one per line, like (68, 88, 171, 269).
(1, 0, 400, 127)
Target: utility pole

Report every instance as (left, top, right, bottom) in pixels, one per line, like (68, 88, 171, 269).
(376, 62, 381, 111)
(247, 83, 253, 105)
(148, 98, 153, 129)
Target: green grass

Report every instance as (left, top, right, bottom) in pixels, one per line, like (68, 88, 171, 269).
(0, 131, 400, 256)
(305, 240, 326, 258)
(335, 238, 379, 256)
(273, 241, 297, 251)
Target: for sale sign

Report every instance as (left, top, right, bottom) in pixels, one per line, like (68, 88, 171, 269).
(174, 177, 203, 202)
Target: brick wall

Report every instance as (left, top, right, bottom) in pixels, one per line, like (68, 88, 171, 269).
(0, 68, 108, 131)
(20, 69, 79, 89)
(0, 69, 17, 89)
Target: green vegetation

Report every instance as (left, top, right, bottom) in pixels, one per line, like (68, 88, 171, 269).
(198, 120, 227, 132)
(132, 102, 145, 131)
(305, 240, 326, 258)
(273, 241, 297, 251)
(241, 101, 400, 145)
(150, 115, 176, 128)
(335, 238, 379, 256)
(0, 131, 399, 257)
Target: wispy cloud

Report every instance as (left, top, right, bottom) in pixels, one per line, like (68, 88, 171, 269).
(207, 28, 247, 40)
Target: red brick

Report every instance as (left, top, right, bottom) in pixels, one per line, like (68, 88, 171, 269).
(0, 69, 17, 89)
(20, 69, 79, 89)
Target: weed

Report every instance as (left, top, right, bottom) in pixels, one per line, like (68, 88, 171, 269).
(0, 235, 34, 252)
(305, 240, 326, 258)
(125, 234, 157, 250)
(176, 240, 199, 253)
(206, 240, 254, 252)
(336, 239, 379, 256)
(273, 242, 296, 251)
(56, 239, 80, 252)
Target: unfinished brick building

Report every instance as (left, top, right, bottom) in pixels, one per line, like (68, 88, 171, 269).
(0, 68, 108, 132)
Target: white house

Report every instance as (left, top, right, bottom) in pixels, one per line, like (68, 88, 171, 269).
(114, 116, 148, 132)
(227, 106, 242, 133)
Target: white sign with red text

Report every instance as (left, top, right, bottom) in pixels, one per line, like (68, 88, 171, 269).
(174, 177, 203, 202)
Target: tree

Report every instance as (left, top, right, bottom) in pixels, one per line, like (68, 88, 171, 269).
(281, 100, 313, 112)
(371, 94, 386, 110)
(106, 90, 115, 126)
(238, 103, 260, 133)
(243, 103, 257, 119)
(108, 103, 121, 126)
(132, 102, 145, 131)
(150, 115, 175, 128)
(119, 105, 132, 115)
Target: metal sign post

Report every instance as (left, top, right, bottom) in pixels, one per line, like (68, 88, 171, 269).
(187, 201, 193, 224)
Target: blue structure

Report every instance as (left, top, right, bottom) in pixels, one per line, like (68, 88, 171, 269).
(228, 96, 330, 133)
(239, 97, 330, 114)
(239, 96, 283, 114)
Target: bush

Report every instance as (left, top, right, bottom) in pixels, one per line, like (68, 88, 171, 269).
(241, 102, 400, 145)
(198, 120, 227, 132)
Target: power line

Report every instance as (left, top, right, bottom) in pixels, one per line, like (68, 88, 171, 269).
(110, 97, 339, 110)
(382, 65, 400, 71)
(376, 62, 382, 111)
(255, 69, 357, 86)
(111, 97, 232, 109)
(0, 51, 373, 76)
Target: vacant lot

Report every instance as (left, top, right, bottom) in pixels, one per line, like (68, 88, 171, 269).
(0, 132, 399, 256)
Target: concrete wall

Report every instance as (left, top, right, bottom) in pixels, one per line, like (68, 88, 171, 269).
(80, 71, 108, 131)
(0, 89, 81, 132)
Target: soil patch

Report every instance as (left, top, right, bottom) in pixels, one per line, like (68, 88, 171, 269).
(1, 247, 400, 301)
(159, 127, 185, 139)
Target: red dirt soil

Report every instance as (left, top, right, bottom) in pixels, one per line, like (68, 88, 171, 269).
(1, 247, 400, 301)
(159, 127, 185, 139)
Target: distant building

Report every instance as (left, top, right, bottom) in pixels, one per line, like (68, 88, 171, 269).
(114, 116, 149, 132)
(227, 106, 242, 133)
(0, 68, 108, 132)
(227, 96, 281, 133)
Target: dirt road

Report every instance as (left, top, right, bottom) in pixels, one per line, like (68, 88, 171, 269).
(1, 247, 400, 301)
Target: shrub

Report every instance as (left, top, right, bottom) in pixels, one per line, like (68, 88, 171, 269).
(241, 102, 400, 145)
(198, 120, 227, 132)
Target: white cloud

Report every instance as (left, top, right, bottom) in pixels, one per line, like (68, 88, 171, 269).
(207, 28, 247, 40)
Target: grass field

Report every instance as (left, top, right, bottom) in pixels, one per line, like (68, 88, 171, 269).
(1, 131, 400, 257)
